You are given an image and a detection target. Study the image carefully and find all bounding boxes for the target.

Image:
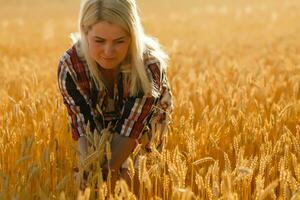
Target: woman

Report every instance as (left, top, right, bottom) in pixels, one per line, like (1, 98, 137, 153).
(57, 0, 173, 191)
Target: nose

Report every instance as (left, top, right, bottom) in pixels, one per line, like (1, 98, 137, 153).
(103, 43, 114, 57)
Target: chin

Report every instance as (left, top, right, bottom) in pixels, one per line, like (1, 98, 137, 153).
(98, 61, 118, 69)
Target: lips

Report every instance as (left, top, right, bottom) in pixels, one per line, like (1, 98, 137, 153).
(103, 57, 115, 60)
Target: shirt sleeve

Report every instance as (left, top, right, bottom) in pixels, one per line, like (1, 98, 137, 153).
(147, 67, 173, 150)
(153, 67, 173, 124)
(57, 58, 96, 141)
(113, 62, 168, 139)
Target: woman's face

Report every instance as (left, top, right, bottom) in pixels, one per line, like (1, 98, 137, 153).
(87, 21, 131, 70)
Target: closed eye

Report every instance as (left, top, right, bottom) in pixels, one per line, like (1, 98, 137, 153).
(95, 40, 105, 43)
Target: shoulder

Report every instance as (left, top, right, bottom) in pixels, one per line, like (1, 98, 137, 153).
(143, 49, 160, 66)
(57, 42, 87, 83)
(143, 49, 164, 73)
(143, 49, 163, 76)
(58, 42, 92, 96)
(58, 44, 77, 74)
(58, 42, 80, 64)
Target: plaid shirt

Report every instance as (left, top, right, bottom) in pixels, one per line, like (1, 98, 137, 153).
(57, 42, 173, 146)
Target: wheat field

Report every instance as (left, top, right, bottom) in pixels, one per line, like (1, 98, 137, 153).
(1, 0, 300, 199)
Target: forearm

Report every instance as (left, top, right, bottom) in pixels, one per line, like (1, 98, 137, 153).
(103, 134, 137, 171)
(78, 136, 88, 164)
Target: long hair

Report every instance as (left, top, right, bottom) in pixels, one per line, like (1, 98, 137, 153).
(70, 0, 168, 97)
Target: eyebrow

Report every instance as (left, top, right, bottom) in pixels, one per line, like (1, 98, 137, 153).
(94, 36, 126, 41)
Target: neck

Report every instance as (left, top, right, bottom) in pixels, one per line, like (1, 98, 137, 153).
(98, 65, 120, 79)
(97, 65, 120, 96)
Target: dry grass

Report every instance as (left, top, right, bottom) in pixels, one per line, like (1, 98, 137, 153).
(1, 0, 300, 199)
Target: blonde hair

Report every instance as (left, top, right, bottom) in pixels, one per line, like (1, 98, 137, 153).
(70, 0, 168, 97)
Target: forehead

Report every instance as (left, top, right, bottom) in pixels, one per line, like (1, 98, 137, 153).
(89, 21, 129, 39)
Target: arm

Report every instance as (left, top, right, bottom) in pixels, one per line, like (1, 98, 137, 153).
(57, 58, 96, 162)
(104, 62, 166, 172)
(149, 66, 173, 149)
(102, 134, 136, 173)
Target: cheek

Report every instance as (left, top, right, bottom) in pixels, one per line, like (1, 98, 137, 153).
(88, 42, 102, 57)
(117, 44, 130, 57)
(89, 42, 100, 54)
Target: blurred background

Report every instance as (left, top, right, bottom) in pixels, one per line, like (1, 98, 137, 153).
(1, 0, 299, 52)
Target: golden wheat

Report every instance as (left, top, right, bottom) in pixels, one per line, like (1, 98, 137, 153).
(1, 0, 300, 199)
